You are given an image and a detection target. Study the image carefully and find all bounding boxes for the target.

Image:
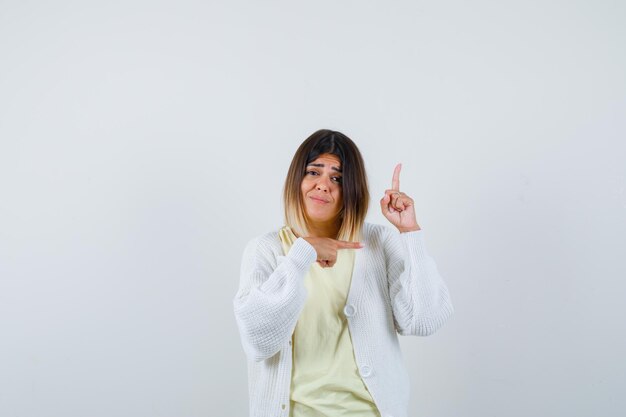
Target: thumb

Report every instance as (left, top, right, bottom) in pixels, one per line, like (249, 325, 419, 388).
(380, 193, 391, 211)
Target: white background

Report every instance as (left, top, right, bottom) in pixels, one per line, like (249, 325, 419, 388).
(1, 1, 625, 416)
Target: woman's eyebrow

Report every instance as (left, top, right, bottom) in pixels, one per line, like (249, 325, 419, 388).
(307, 163, 342, 172)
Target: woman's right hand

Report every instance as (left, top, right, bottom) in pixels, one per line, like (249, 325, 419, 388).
(301, 237, 363, 268)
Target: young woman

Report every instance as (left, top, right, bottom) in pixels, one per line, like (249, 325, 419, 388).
(233, 129, 454, 417)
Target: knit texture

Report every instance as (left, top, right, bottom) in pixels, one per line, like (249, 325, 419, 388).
(233, 222, 454, 417)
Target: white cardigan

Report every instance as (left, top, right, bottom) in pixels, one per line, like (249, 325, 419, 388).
(233, 222, 454, 417)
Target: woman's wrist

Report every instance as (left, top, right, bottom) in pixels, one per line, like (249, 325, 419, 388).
(398, 225, 421, 233)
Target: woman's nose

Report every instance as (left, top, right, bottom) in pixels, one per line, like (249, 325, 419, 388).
(316, 177, 330, 191)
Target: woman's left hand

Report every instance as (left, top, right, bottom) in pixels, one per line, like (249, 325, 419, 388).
(380, 163, 421, 233)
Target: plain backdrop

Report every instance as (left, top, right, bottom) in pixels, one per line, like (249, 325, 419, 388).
(1, 1, 625, 416)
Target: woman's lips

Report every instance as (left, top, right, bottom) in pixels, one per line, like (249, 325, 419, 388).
(310, 196, 329, 204)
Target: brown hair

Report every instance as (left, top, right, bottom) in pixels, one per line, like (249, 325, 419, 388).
(283, 129, 369, 241)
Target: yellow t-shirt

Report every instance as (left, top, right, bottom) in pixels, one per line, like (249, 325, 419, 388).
(278, 226, 380, 417)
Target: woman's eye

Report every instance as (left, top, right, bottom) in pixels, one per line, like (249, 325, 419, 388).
(305, 171, 341, 184)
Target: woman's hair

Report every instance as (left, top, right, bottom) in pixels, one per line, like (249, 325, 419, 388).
(283, 129, 369, 241)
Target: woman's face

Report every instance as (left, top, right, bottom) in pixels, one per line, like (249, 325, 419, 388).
(301, 153, 343, 224)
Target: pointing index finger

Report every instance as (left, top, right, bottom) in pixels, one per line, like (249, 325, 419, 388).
(336, 240, 364, 249)
(392, 163, 402, 191)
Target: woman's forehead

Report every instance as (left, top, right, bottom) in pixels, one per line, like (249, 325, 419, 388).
(308, 153, 341, 167)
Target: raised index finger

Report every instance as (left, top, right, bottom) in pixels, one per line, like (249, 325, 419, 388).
(392, 163, 402, 191)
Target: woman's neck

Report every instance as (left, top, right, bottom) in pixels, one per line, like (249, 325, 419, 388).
(306, 219, 341, 239)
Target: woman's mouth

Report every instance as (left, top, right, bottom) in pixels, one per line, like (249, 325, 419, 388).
(310, 196, 329, 204)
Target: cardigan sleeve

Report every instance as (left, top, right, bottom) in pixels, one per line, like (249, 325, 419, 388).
(383, 227, 454, 336)
(233, 235, 316, 361)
